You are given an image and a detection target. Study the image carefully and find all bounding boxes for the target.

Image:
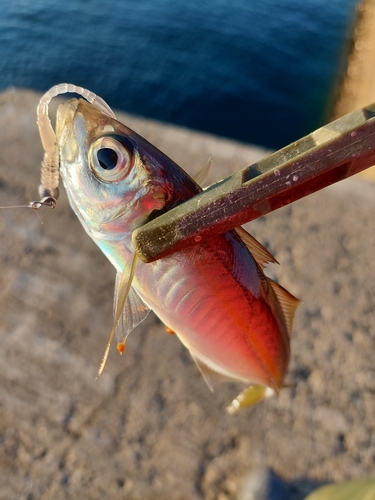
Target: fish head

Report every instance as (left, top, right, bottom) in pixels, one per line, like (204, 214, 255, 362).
(56, 98, 198, 241)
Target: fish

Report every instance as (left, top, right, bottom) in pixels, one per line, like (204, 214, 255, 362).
(37, 85, 299, 412)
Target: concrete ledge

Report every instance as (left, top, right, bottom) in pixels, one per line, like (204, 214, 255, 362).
(1, 89, 375, 500)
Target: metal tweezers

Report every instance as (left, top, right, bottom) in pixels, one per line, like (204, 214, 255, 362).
(133, 102, 375, 262)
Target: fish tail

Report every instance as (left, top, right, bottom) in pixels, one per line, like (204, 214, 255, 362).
(226, 384, 275, 413)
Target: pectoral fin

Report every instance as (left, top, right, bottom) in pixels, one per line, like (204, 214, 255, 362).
(114, 272, 150, 345)
(97, 253, 139, 376)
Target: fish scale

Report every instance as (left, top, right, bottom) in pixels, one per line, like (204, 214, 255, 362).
(131, 232, 286, 388)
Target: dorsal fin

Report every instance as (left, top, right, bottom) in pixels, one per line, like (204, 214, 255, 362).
(193, 155, 212, 187)
(190, 352, 229, 392)
(269, 279, 300, 334)
(235, 226, 278, 269)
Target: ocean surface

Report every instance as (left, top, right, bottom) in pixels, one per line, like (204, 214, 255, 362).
(1, 0, 359, 149)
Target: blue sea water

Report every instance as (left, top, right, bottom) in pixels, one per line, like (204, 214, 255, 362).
(1, 0, 358, 149)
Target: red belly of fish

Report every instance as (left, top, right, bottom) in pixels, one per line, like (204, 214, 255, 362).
(134, 231, 289, 390)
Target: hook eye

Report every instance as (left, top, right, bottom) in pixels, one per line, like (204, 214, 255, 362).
(30, 196, 57, 210)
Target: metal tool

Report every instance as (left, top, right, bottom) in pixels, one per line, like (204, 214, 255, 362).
(132, 102, 375, 263)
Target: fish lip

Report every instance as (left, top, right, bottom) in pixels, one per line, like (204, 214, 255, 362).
(56, 98, 82, 164)
(56, 98, 80, 132)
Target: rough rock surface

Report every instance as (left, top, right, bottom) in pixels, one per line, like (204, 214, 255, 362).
(0, 89, 374, 500)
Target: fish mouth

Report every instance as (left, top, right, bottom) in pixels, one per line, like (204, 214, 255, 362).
(56, 98, 82, 166)
(56, 98, 80, 136)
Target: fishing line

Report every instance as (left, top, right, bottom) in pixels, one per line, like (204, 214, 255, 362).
(0, 197, 57, 223)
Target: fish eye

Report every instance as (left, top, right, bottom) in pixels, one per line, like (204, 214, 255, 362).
(97, 148, 118, 170)
(89, 135, 133, 182)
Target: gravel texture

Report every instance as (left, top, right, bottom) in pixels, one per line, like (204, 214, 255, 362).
(0, 89, 374, 500)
